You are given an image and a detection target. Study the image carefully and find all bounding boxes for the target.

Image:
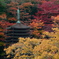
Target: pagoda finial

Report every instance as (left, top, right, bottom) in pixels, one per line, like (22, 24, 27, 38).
(16, 7, 21, 23)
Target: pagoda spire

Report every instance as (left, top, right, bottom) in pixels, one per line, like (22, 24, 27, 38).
(16, 7, 21, 23)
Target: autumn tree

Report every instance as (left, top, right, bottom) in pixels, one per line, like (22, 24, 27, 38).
(33, 1, 59, 31)
(4, 34, 59, 59)
(29, 19, 44, 38)
(6, 1, 37, 23)
(35, 1, 59, 24)
(51, 15, 59, 28)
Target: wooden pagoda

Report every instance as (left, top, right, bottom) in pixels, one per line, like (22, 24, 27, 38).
(5, 22, 30, 43)
(4, 8, 30, 45)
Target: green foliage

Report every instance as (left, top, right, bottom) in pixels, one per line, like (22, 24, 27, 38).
(0, 42, 4, 46)
(0, 2, 6, 14)
(0, 0, 6, 7)
(30, 6, 37, 15)
(0, 42, 5, 58)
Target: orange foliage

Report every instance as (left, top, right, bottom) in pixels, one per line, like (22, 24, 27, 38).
(0, 29, 3, 32)
(7, 2, 19, 16)
(21, 2, 34, 7)
(41, 1, 47, 3)
(30, 22, 39, 29)
(0, 20, 14, 29)
(6, 1, 34, 21)
(30, 19, 44, 29)
(29, 19, 44, 38)
(51, 15, 59, 27)
(32, 30, 40, 36)
(0, 32, 4, 36)
(0, 14, 6, 19)
(7, 2, 18, 7)
(9, 7, 17, 11)
(8, 17, 17, 21)
(51, 15, 59, 21)
(36, 0, 47, 3)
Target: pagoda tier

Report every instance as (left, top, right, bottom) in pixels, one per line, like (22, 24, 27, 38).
(5, 33, 30, 36)
(5, 30, 30, 33)
(5, 23, 30, 44)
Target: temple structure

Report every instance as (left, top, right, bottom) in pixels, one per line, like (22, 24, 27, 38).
(5, 8, 30, 45)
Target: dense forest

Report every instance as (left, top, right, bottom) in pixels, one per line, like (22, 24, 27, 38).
(0, 0, 59, 59)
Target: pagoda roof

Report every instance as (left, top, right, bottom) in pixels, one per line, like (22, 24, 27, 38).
(7, 23, 30, 29)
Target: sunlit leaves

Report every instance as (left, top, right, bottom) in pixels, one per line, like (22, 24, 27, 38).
(29, 19, 44, 38)
(0, 20, 14, 29)
(8, 17, 17, 21)
(4, 36, 59, 59)
(0, 13, 6, 19)
(51, 15, 59, 28)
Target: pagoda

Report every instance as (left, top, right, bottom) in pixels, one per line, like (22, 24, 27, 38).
(5, 8, 30, 45)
